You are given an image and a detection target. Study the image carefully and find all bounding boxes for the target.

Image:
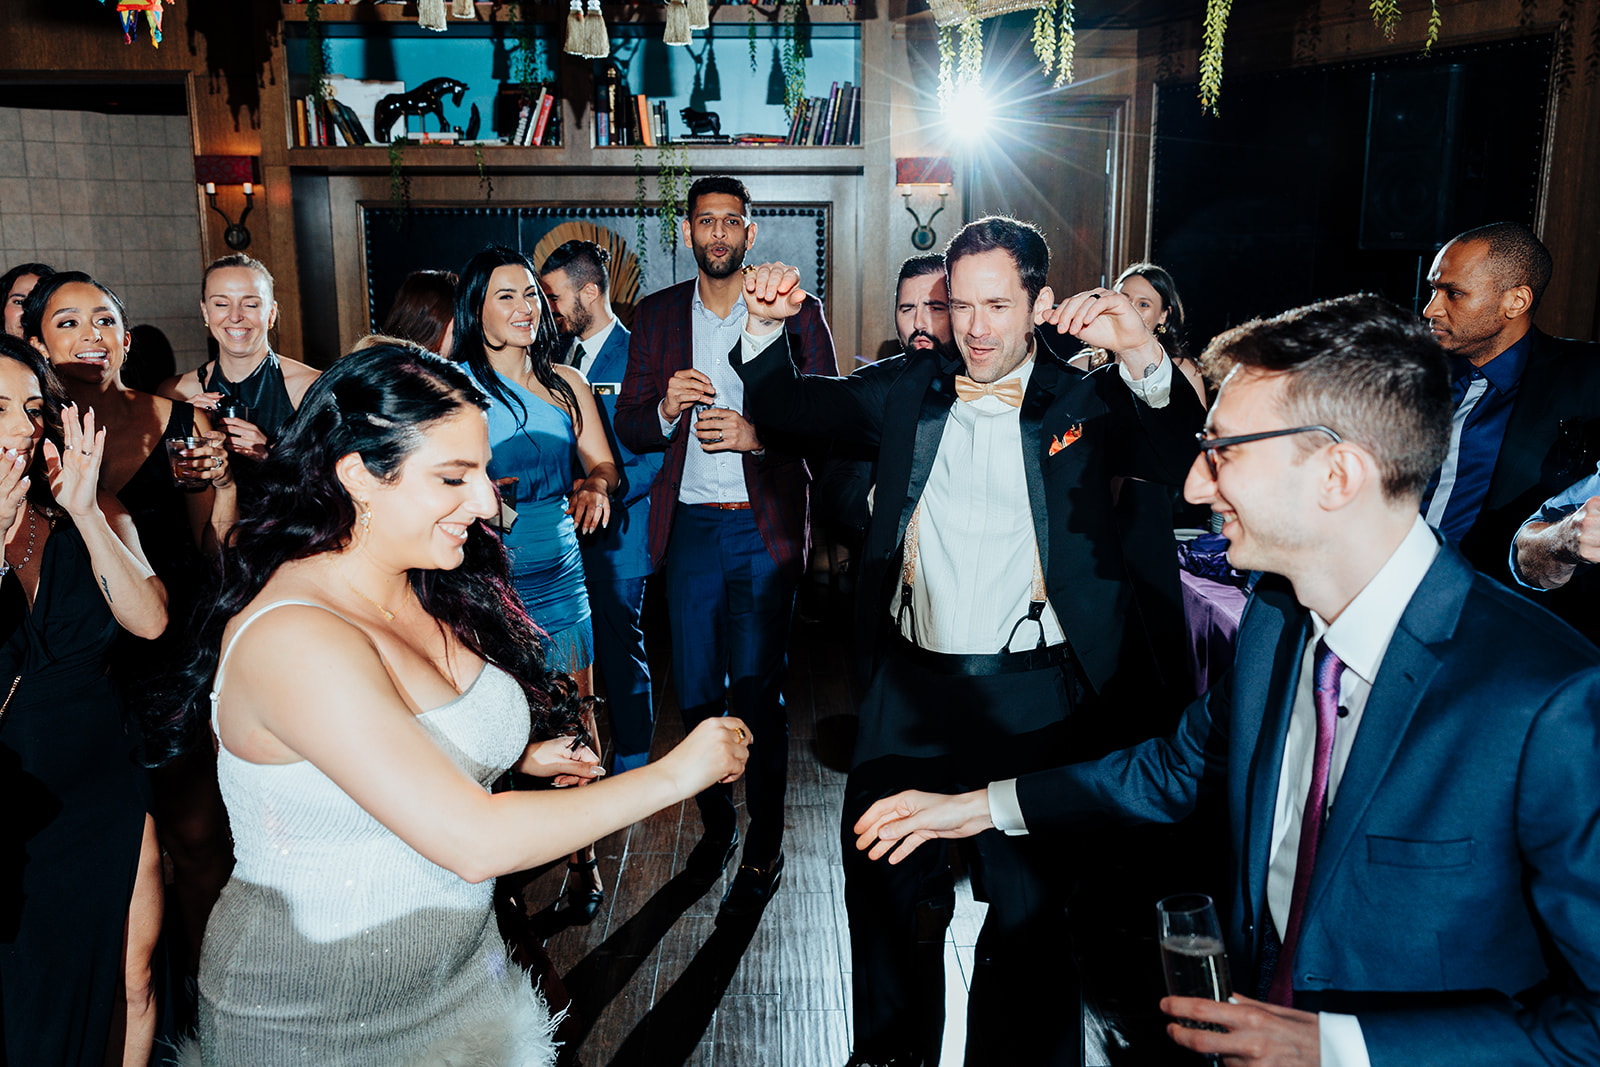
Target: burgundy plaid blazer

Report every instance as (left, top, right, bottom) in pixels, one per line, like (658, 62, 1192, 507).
(614, 279, 836, 580)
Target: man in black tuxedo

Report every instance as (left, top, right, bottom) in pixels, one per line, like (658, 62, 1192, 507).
(1419, 221, 1600, 639)
(855, 294, 1600, 1067)
(730, 217, 1204, 1066)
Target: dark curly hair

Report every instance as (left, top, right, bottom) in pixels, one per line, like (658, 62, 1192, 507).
(159, 342, 583, 763)
(448, 245, 582, 436)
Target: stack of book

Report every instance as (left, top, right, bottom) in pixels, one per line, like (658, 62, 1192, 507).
(508, 85, 560, 147)
(595, 67, 676, 147)
(785, 81, 860, 146)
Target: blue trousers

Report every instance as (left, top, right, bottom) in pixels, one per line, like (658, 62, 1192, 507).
(586, 573, 654, 773)
(661, 506, 796, 862)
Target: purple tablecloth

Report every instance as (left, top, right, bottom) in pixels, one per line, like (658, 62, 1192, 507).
(1180, 568, 1249, 696)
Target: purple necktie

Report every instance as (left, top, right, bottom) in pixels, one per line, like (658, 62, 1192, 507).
(1267, 638, 1343, 1007)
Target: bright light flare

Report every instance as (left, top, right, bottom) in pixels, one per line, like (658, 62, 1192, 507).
(943, 82, 990, 142)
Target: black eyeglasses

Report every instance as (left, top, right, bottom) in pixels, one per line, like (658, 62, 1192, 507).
(1194, 425, 1343, 478)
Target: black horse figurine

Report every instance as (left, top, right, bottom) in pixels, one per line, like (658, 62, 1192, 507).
(374, 77, 469, 143)
(680, 106, 721, 137)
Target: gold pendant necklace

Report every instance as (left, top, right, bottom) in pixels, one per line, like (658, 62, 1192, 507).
(334, 561, 398, 621)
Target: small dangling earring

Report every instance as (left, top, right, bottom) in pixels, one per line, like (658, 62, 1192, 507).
(1155, 322, 1168, 335)
(358, 501, 373, 533)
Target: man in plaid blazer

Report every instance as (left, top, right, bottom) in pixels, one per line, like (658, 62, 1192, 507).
(614, 175, 836, 923)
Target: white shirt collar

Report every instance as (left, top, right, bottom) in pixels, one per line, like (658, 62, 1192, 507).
(691, 279, 748, 325)
(1310, 515, 1439, 685)
(578, 314, 618, 364)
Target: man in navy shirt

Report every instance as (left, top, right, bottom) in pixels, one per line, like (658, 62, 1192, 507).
(1418, 222, 1600, 638)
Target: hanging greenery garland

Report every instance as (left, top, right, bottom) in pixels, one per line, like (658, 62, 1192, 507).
(1371, 0, 1402, 39)
(633, 147, 650, 281)
(781, 2, 808, 116)
(934, 21, 952, 102)
(388, 138, 410, 226)
(1423, 0, 1442, 54)
(657, 146, 687, 252)
(957, 0, 983, 90)
(1053, 0, 1075, 88)
(749, 5, 760, 73)
(1199, 0, 1230, 115)
(306, 0, 331, 108)
(1031, 0, 1057, 76)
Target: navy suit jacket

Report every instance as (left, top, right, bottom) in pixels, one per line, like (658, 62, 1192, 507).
(1015, 543, 1600, 1064)
(579, 321, 662, 582)
(614, 280, 836, 579)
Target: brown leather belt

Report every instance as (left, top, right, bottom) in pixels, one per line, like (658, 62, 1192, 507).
(693, 501, 752, 510)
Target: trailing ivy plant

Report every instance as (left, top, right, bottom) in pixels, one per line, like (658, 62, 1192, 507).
(507, 2, 543, 90)
(306, 0, 331, 110)
(388, 138, 410, 227)
(937, 24, 956, 110)
(1054, 0, 1076, 88)
(475, 144, 493, 200)
(749, 5, 760, 74)
(1371, 0, 1402, 39)
(781, 2, 808, 116)
(1199, 0, 1230, 114)
(634, 147, 650, 282)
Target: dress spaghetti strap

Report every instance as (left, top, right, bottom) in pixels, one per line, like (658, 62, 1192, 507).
(211, 600, 359, 707)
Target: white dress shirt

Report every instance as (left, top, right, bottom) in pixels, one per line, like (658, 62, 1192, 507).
(989, 514, 1438, 1067)
(657, 281, 753, 504)
(895, 348, 1173, 653)
(569, 314, 618, 379)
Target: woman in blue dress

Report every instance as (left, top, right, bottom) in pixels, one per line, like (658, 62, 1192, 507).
(453, 245, 621, 919)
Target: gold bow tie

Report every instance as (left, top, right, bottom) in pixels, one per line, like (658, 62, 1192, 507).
(954, 375, 1024, 407)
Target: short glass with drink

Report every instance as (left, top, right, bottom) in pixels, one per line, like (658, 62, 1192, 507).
(1156, 893, 1231, 1033)
(165, 435, 217, 490)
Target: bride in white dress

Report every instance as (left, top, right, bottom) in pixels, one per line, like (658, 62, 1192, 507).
(171, 342, 749, 1066)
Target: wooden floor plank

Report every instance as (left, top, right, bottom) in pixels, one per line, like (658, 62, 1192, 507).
(779, 1009, 851, 1067)
(774, 892, 846, 1011)
(711, 994, 782, 1064)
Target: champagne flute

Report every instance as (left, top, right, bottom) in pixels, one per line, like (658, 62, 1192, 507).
(1156, 893, 1231, 1036)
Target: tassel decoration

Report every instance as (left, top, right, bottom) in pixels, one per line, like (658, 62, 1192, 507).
(452, 0, 477, 17)
(564, 0, 587, 56)
(419, 0, 448, 31)
(687, 0, 710, 31)
(584, 0, 611, 58)
(664, 0, 691, 46)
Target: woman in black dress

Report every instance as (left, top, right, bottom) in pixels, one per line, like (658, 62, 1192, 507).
(0, 334, 169, 1066)
(24, 272, 238, 1033)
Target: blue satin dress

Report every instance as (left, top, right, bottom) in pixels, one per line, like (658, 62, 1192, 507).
(475, 374, 593, 674)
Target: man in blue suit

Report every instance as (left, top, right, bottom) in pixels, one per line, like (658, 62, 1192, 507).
(855, 294, 1600, 1066)
(541, 239, 664, 772)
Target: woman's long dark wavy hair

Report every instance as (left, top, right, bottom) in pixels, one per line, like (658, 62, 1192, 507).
(159, 343, 583, 764)
(0, 334, 68, 523)
(448, 245, 582, 435)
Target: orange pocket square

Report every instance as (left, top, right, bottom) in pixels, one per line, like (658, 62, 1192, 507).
(1048, 424, 1084, 456)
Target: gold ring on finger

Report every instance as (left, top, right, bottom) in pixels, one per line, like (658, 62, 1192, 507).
(735, 726, 746, 743)
(741, 264, 758, 276)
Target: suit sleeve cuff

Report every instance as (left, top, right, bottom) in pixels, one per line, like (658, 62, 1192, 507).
(1319, 1012, 1371, 1067)
(657, 399, 680, 439)
(987, 779, 1029, 836)
(1119, 347, 1173, 408)
(740, 325, 786, 358)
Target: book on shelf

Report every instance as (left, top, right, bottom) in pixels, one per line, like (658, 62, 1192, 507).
(844, 84, 860, 145)
(819, 82, 840, 145)
(634, 95, 655, 148)
(673, 134, 735, 144)
(530, 88, 555, 146)
(294, 98, 308, 147)
(512, 101, 533, 146)
(596, 110, 610, 147)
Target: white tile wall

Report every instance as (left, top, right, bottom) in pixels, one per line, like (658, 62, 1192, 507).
(0, 107, 207, 373)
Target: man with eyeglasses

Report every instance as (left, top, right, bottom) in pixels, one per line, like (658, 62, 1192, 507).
(854, 294, 1600, 1067)
(728, 216, 1204, 1066)
(615, 175, 836, 923)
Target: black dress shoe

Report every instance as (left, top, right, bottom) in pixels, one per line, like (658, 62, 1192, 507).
(716, 851, 785, 923)
(682, 831, 740, 887)
(563, 856, 605, 924)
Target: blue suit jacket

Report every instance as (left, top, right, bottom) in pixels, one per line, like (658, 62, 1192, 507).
(1015, 543, 1600, 1064)
(581, 321, 661, 581)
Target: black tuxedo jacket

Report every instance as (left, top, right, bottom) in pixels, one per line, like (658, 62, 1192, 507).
(733, 333, 1205, 694)
(1013, 545, 1600, 1064)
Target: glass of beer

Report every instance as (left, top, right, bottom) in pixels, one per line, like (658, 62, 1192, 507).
(1156, 893, 1231, 1033)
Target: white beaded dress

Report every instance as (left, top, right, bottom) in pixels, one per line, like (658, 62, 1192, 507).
(188, 601, 559, 1067)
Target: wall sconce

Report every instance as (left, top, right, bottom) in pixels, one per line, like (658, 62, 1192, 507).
(194, 155, 261, 251)
(896, 157, 955, 251)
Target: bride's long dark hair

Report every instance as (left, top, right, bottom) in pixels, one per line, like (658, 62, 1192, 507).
(159, 342, 582, 763)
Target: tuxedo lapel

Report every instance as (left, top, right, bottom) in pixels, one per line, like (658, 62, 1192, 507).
(1241, 604, 1310, 939)
(1019, 350, 1064, 581)
(1302, 550, 1465, 924)
(895, 361, 958, 548)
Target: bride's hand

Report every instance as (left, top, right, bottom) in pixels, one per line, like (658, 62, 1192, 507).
(658, 717, 750, 795)
(519, 736, 605, 784)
